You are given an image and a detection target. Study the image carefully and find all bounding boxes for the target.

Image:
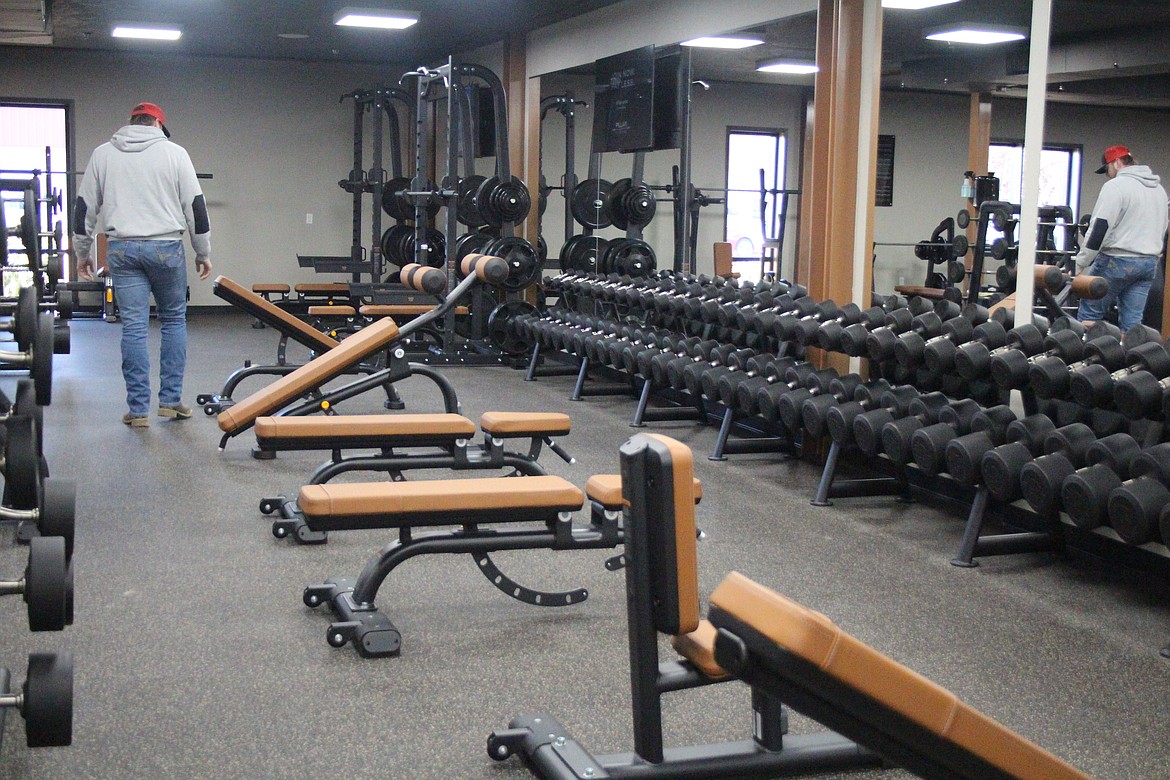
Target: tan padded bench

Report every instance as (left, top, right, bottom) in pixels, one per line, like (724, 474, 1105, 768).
(359, 304, 470, 317)
(479, 412, 571, 438)
(255, 413, 476, 450)
(708, 572, 1094, 780)
(585, 473, 703, 510)
(214, 276, 339, 354)
(252, 283, 291, 294)
(894, 285, 948, 300)
(308, 305, 357, 317)
(299, 475, 585, 532)
(217, 317, 400, 435)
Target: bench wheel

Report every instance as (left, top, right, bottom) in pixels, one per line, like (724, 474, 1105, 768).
(303, 584, 332, 608)
(25, 536, 69, 632)
(195, 394, 212, 405)
(259, 497, 280, 515)
(486, 733, 514, 761)
(203, 405, 218, 417)
(327, 628, 348, 648)
(272, 522, 289, 539)
(23, 651, 73, 747)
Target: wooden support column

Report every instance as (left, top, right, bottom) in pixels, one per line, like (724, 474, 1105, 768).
(964, 93, 992, 287)
(803, 0, 883, 373)
(503, 34, 541, 247)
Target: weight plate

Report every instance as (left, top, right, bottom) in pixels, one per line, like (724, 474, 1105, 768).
(536, 234, 548, 263)
(456, 175, 488, 227)
(571, 179, 613, 229)
(380, 224, 414, 268)
(947, 260, 966, 284)
(539, 174, 549, 217)
(15, 284, 36, 351)
(486, 237, 543, 290)
(39, 478, 76, 560)
(956, 209, 971, 229)
(14, 378, 41, 455)
(991, 207, 1013, 233)
(455, 232, 496, 274)
(25, 536, 68, 632)
(609, 178, 633, 231)
(951, 234, 969, 257)
(624, 183, 656, 228)
(558, 235, 582, 268)
(606, 238, 657, 277)
(476, 176, 531, 227)
(23, 651, 73, 747)
(380, 176, 413, 222)
(487, 301, 538, 356)
(32, 313, 53, 406)
(569, 235, 609, 274)
(6, 413, 40, 510)
(410, 227, 446, 268)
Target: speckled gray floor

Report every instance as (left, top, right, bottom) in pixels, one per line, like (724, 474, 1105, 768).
(0, 309, 1167, 779)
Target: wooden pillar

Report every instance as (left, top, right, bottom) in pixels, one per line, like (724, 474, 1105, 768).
(804, 0, 883, 372)
(503, 35, 541, 247)
(964, 93, 992, 288)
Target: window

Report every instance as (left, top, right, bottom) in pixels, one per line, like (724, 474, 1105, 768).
(0, 102, 71, 295)
(987, 141, 1082, 251)
(725, 128, 786, 269)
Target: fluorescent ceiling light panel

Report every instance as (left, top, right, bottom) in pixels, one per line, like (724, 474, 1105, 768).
(111, 24, 182, 41)
(756, 60, 819, 74)
(882, 0, 959, 9)
(334, 7, 418, 29)
(925, 22, 1026, 44)
(680, 36, 763, 49)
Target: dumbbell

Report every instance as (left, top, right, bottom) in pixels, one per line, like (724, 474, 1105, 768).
(0, 536, 72, 632)
(682, 348, 755, 397)
(628, 335, 703, 378)
(882, 396, 980, 467)
(922, 314, 1011, 374)
(954, 318, 1048, 382)
(0, 285, 40, 351)
(1059, 433, 1144, 530)
(776, 372, 862, 432)
(714, 285, 772, 328)
(942, 405, 1020, 487)
(1028, 332, 1127, 400)
(756, 364, 838, 424)
(894, 307, 983, 369)
(702, 352, 785, 403)
(0, 651, 73, 747)
(867, 300, 962, 363)
(912, 403, 1016, 477)
(1069, 331, 1170, 409)
(988, 318, 1086, 391)
(1105, 443, 1170, 545)
(647, 339, 720, 387)
(732, 357, 804, 415)
(1017, 423, 1099, 515)
(818, 296, 906, 353)
(1113, 342, 1170, 419)
(609, 329, 672, 373)
(0, 313, 53, 406)
(979, 414, 1059, 504)
(738, 293, 813, 337)
(670, 344, 745, 393)
(778, 301, 882, 347)
(801, 378, 891, 438)
(852, 388, 942, 458)
(837, 297, 932, 357)
(826, 384, 917, 448)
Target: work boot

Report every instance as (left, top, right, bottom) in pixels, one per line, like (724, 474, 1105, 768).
(123, 412, 149, 428)
(158, 403, 193, 420)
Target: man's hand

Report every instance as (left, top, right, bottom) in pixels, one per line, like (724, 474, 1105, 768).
(77, 259, 95, 281)
(1073, 248, 1094, 273)
(195, 255, 212, 281)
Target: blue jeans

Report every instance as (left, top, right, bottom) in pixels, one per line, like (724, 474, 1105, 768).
(107, 240, 188, 415)
(1077, 252, 1158, 332)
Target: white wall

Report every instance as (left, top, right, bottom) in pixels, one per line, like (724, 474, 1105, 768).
(2, 47, 402, 305)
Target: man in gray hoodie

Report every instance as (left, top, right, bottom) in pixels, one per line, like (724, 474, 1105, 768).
(72, 102, 212, 427)
(1074, 145, 1168, 332)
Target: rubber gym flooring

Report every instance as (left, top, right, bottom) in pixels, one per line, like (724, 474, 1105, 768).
(0, 308, 1167, 779)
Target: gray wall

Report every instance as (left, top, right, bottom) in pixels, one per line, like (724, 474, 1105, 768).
(3, 47, 400, 305)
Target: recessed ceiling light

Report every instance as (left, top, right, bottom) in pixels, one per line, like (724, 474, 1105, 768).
(111, 24, 182, 41)
(925, 22, 1027, 45)
(882, 0, 959, 9)
(756, 59, 819, 75)
(334, 7, 418, 29)
(278, 32, 310, 39)
(680, 36, 764, 49)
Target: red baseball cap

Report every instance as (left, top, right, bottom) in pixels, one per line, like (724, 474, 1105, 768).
(1095, 144, 1129, 174)
(130, 102, 170, 137)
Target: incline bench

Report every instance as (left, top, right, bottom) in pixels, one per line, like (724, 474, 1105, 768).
(490, 434, 1094, 780)
(255, 411, 577, 545)
(214, 257, 508, 449)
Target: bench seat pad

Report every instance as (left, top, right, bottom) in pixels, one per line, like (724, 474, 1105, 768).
(255, 413, 476, 447)
(299, 475, 585, 528)
(479, 411, 571, 437)
(585, 473, 703, 509)
(251, 283, 291, 294)
(308, 305, 356, 317)
(709, 572, 1093, 780)
(213, 276, 338, 353)
(670, 619, 729, 680)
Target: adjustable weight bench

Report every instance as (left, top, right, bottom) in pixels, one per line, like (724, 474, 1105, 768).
(214, 256, 509, 450)
(490, 434, 1093, 780)
(255, 411, 577, 545)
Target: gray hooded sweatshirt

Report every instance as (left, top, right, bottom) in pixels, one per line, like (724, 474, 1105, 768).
(72, 125, 211, 262)
(1074, 164, 1168, 270)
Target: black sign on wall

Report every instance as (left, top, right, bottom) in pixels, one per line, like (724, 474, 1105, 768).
(592, 45, 656, 153)
(876, 134, 895, 207)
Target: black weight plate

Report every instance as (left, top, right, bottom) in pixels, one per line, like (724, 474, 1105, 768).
(6, 413, 41, 510)
(558, 235, 583, 267)
(15, 284, 36, 351)
(39, 478, 75, 560)
(25, 536, 67, 632)
(487, 301, 538, 356)
(380, 176, 413, 221)
(408, 228, 446, 268)
(380, 224, 414, 268)
(571, 179, 613, 229)
(24, 651, 73, 747)
(956, 209, 971, 229)
(413, 176, 443, 220)
(539, 174, 549, 217)
(609, 178, 633, 231)
(608, 238, 657, 277)
(456, 175, 488, 227)
(947, 260, 966, 284)
(951, 234, 969, 257)
(536, 234, 548, 263)
(14, 378, 41, 455)
(571, 236, 609, 274)
(476, 176, 531, 227)
(455, 232, 496, 275)
(32, 314, 53, 406)
(624, 183, 657, 228)
(487, 237, 543, 290)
